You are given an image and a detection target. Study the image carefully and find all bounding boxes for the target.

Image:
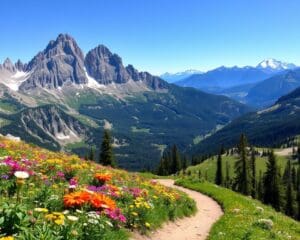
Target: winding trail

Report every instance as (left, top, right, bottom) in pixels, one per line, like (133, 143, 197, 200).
(132, 179, 223, 240)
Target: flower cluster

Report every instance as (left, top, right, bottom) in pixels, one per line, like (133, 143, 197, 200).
(0, 137, 196, 239)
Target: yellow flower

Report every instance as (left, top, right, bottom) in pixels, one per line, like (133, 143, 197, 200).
(145, 222, 151, 228)
(0, 237, 14, 240)
(131, 212, 138, 216)
(45, 212, 65, 225)
(34, 207, 49, 213)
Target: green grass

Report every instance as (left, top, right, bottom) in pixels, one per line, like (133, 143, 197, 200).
(176, 178, 300, 240)
(187, 154, 295, 182)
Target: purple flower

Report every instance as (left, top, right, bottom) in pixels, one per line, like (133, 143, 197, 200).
(1, 174, 9, 180)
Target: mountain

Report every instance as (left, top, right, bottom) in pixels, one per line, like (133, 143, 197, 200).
(256, 58, 297, 72)
(160, 70, 202, 83)
(175, 59, 298, 108)
(0, 105, 94, 151)
(0, 34, 251, 170)
(245, 68, 300, 107)
(175, 66, 275, 92)
(190, 86, 300, 156)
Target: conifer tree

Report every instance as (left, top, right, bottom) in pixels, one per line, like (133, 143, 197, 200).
(292, 166, 297, 190)
(89, 147, 95, 161)
(257, 170, 263, 201)
(284, 160, 294, 217)
(234, 134, 251, 195)
(225, 161, 231, 188)
(182, 156, 188, 171)
(297, 167, 300, 220)
(297, 143, 300, 165)
(171, 145, 181, 174)
(250, 146, 256, 198)
(263, 151, 281, 211)
(99, 130, 115, 167)
(215, 152, 223, 186)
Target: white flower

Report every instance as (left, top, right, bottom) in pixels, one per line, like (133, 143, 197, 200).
(256, 206, 264, 213)
(105, 220, 113, 227)
(88, 219, 99, 224)
(67, 215, 79, 221)
(14, 171, 29, 179)
(257, 219, 273, 230)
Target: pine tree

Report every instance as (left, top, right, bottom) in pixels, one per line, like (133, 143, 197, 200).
(170, 145, 181, 174)
(99, 130, 115, 167)
(257, 171, 263, 201)
(220, 144, 225, 155)
(234, 134, 251, 195)
(263, 151, 281, 211)
(292, 166, 297, 190)
(88, 147, 95, 161)
(297, 143, 300, 165)
(215, 152, 223, 185)
(297, 167, 300, 220)
(284, 160, 294, 217)
(182, 156, 188, 171)
(225, 160, 231, 188)
(250, 146, 256, 198)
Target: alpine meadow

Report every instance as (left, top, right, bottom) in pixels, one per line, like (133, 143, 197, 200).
(0, 1, 300, 239)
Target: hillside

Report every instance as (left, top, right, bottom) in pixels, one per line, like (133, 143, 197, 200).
(0, 34, 250, 170)
(246, 68, 300, 107)
(190, 87, 300, 156)
(0, 137, 196, 239)
(185, 152, 292, 183)
(176, 179, 300, 240)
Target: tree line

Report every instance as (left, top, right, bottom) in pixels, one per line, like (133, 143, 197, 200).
(214, 134, 300, 221)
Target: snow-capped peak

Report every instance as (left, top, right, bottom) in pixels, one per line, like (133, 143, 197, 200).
(257, 58, 297, 71)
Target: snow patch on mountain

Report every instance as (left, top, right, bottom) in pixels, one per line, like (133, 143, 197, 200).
(257, 58, 297, 71)
(0, 70, 31, 91)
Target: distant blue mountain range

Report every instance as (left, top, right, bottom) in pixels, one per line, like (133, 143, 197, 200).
(161, 59, 300, 108)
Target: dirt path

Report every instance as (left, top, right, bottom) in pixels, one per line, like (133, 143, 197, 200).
(275, 147, 293, 156)
(132, 179, 223, 240)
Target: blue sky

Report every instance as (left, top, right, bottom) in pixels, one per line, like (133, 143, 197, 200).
(1, 0, 300, 74)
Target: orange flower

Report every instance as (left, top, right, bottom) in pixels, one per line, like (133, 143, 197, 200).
(63, 191, 91, 208)
(63, 190, 116, 211)
(90, 193, 116, 210)
(94, 173, 112, 182)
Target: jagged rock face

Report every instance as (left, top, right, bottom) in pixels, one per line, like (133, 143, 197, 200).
(15, 60, 25, 72)
(0, 58, 16, 73)
(85, 45, 168, 90)
(85, 45, 131, 84)
(20, 34, 87, 90)
(1, 33, 167, 92)
(20, 105, 88, 144)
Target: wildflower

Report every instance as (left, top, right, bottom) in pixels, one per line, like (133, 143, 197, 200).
(257, 219, 273, 230)
(145, 222, 151, 228)
(256, 206, 264, 213)
(94, 173, 112, 183)
(63, 191, 91, 208)
(45, 212, 65, 225)
(90, 193, 116, 210)
(131, 212, 138, 216)
(0, 237, 14, 240)
(14, 171, 29, 179)
(34, 208, 49, 213)
(67, 215, 79, 221)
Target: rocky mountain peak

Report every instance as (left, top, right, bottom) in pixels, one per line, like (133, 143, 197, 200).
(1, 58, 16, 72)
(20, 34, 87, 90)
(15, 59, 25, 71)
(85, 45, 131, 84)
